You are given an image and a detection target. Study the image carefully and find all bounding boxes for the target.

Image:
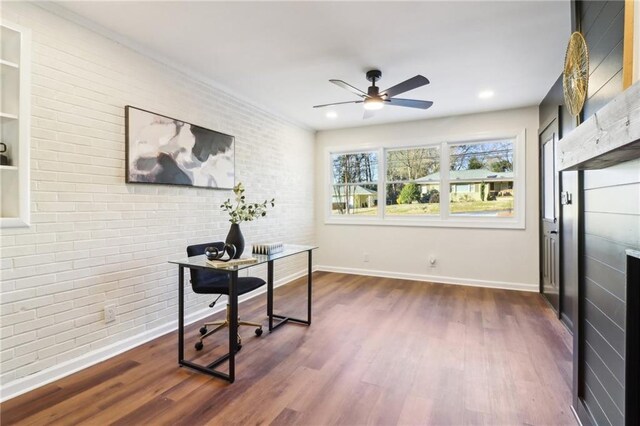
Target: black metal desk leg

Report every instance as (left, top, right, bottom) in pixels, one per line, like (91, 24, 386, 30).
(270, 250, 313, 331)
(178, 266, 184, 364)
(228, 270, 238, 383)
(308, 250, 312, 325)
(267, 260, 274, 332)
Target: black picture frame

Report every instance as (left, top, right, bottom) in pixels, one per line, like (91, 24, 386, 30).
(125, 105, 235, 189)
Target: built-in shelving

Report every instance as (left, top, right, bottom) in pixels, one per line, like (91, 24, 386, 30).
(0, 112, 19, 121)
(0, 21, 30, 228)
(0, 59, 19, 69)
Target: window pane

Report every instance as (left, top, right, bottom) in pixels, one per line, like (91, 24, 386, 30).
(332, 152, 378, 184)
(387, 147, 440, 182)
(332, 184, 378, 215)
(449, 141, 514, 179)
(449, 181, 514, 217)
(543, 139, 555, 220)
(385, 147, 440, 216)
(385, 183, 440, 216)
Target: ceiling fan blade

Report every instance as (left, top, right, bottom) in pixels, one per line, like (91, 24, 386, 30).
(363, 109, 375, 119)
(387, 98, 434, 109)
(380, 75, 430, 98)
(313, 100, 363, 108)
(330, 79, 368, 98)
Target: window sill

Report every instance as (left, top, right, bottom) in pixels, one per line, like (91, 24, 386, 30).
(324, 216, 525, 230)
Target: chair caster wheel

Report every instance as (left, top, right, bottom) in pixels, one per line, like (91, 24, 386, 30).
(195, 341, 204, 351)
(255, 328, 263, 337)
(199, 327, 207, 335)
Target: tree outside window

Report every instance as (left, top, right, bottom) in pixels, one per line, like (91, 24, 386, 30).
(328, 137, 520, 224)
(385, 147, 440, 216)
(331, 152, 378, 215)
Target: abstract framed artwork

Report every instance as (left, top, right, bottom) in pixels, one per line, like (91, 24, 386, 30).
(125, 106, 235, 189)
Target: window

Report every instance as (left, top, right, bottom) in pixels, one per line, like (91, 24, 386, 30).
(385, 146, 440, 216)
(542, 139, 555, 220)
(448, 140, 514, 217)
(326, 132, 524, 228)
(331, 151, 378, 216)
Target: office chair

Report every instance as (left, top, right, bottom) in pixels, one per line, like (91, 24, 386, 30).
(186, 242, 265, 351)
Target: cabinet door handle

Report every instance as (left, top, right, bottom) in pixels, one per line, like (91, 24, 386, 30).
(550, 230, 558, 235)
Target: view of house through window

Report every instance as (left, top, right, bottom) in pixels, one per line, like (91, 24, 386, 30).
(329, 138, 517, 222)
(386, 147, 440, 215)
(331, 151, 378, 215)
(448, 140, 514, 217)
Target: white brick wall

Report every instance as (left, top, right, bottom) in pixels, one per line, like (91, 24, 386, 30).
(0, 3, 315, 390)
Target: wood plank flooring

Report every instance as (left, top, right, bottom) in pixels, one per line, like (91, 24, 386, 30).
(1, 272, 576, 425)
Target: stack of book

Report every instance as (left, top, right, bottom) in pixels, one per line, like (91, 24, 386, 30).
(205, 257, 258, 269)
(252, 242, 284, 255)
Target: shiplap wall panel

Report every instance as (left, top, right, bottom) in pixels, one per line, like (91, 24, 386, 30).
(584, 161, 639, 426)
(586, 10, 624, 69)
(585, 342, 625, 418)
(579, 2, 634, 424)
(585, 299, 625, 356)
(584, 277, 625, 328)
(0, 2, 315, 389)
(585, 364, 625, 426)
(582, 1, 608, 34)
(585, 234, 637, 271)
(585, 320, 626, 384)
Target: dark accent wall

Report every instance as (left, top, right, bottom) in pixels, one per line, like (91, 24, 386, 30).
(581, 0, 625, 119)
(540, 2, 635, 425)
(577, 2, 636, 426)
(582, 160, 639, 426)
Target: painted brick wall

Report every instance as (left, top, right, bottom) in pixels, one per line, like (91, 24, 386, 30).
(0, 2, 315, 390)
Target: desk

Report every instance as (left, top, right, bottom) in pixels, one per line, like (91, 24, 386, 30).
(168, 244, 316, 383)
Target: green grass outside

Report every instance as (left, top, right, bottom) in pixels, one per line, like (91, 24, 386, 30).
(332, 197, 514, 217)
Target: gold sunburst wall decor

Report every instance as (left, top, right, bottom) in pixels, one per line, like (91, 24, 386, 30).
(563, 31, 589, 117)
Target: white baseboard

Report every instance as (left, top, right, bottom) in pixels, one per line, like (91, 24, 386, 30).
(0, 268, 310, 402)
(316, 265, 538, 292)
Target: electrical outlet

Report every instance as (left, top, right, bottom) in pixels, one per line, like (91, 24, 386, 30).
(429, 257, 437, 267)
(104, 304, 116, 323)
(363, 252, 369, 262)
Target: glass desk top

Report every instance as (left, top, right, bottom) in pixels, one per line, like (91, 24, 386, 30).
(169, 244, 317, 272)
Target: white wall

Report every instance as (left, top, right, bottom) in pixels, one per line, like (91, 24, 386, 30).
(0, 3, 315, 398)
(314, 107, 540, 290)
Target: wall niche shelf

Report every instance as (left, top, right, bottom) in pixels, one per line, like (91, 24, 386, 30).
(0, 59, 19, 69)
(0, 112, 19, 122)
(0, 21, 31, 228)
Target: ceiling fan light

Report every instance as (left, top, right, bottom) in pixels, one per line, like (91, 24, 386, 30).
(363, 97, 384, 110)
(478, 90, 494, 99)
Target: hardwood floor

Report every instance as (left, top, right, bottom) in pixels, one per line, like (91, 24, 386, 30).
(1, 272, 575, 425)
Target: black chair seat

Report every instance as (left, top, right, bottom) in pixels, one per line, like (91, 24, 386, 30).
(193, 276, 266, 295)
(187, 241, 266, 295)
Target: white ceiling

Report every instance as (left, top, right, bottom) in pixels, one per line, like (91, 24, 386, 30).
(54, 1, 571, 131)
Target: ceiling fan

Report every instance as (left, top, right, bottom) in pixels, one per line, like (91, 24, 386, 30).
(313, 70, 433, 118)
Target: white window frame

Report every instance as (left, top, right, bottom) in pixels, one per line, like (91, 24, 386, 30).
(324, 129, 526, 229)
(327, 148, 383, 221)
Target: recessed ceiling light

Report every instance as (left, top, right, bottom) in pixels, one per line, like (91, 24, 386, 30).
(326, 110, 338, 119)
(478, 90, 494, 99)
